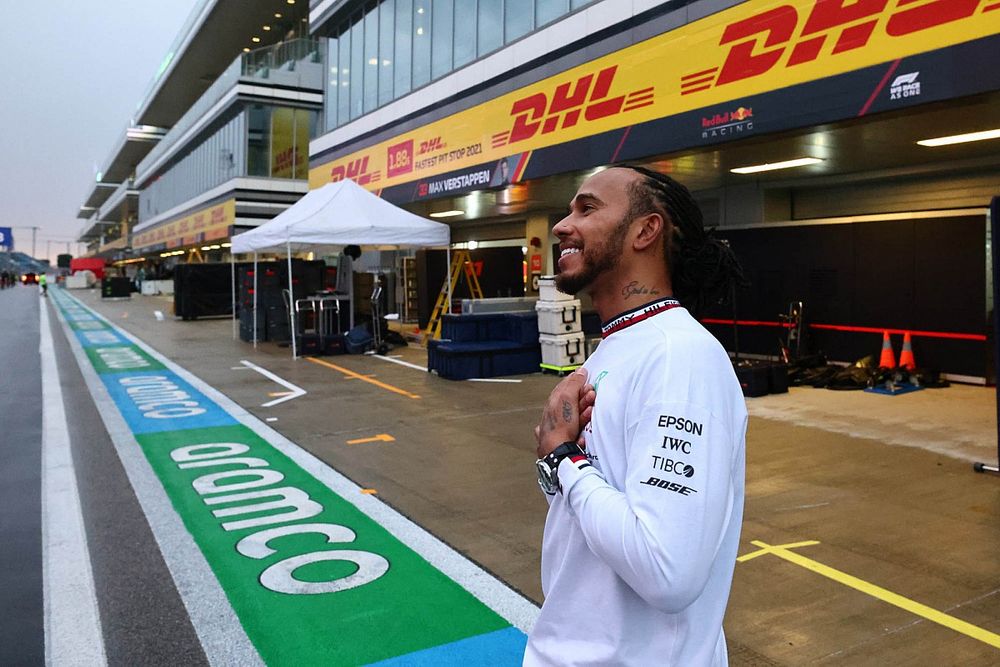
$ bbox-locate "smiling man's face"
[552,168,638,295]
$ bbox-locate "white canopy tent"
[229,178,451,358]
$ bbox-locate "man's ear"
[632,213,664,252]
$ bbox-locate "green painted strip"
[67,319,109,331]
[83,344,165,375]
[136,424,511,666]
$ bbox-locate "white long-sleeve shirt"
[525,299,747,667]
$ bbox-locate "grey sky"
[0,0,200,262]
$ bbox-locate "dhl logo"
[273,147,295,172]
[492,66,655,147]
[418,137,445,154]
[330,156,381,186]
[681,0,995,95]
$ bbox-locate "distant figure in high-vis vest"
[38,273,47,297]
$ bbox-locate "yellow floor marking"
[738,540,820,562]
[360,489,378,495]
[346,434,395,445]
[740,540,1000,649]
[306,357,421,399]
[267,391,292,397]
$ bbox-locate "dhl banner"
[310,0,1000,193]
[133,199,236,251]
[98,237,128,255]
[271,108,311,179]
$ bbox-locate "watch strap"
[544,441,585,468]
[541,441,591,494]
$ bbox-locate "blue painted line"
[98,370,237,435]
[365,627,528,666]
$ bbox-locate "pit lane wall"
[309,0,1000,202]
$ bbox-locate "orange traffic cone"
[899,331,916,370]
[878,331,896,368]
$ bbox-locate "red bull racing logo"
[701,106,755,138]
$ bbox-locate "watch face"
[536,459,558,495]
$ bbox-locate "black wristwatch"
[536,441,586,495]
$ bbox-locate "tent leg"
[349,261,354,331]
[252,253,258,348]
[230,253,236,340]
[288,241,297,359]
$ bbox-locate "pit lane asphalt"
[0,286,43,666]
[2,287,208,666]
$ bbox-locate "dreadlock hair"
[619,165,747,316]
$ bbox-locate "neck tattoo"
[621,281,661,300]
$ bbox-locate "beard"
[555,215,631,295]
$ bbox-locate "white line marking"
[266,417,278,422]
[40,300,107,666]
[50,291,264,666]
[239,360,307,407]
[468,377,523,383]
[56,291,540,633]
[369,354,427,372]
[774,502,831,512]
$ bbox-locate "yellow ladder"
[424,250,484,342]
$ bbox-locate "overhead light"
[243,47,250,52]
[429,210,464,218]
[368,58,378,65]
[730,157,823,174]
[416,27,424,35]
[251,36,261,43]
[221,243,232,248]
[286,0,295,4]
[263,25,271,31]
[917,128,1000,147]
[201,246,212,251]
[209,245,221,250]
[274,12,282,18]
[467,241,479,250]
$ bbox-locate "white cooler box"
[540,332,586,371]
[535,299,582,334]
[538,275,575,302]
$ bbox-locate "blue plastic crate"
[503,312,540,345]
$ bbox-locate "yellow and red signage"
[133,199,236,251]
[271,108,311,179]
[310,0,999,193]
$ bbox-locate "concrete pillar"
[524,212,552,295]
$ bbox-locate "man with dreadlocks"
[526,166,747,666]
